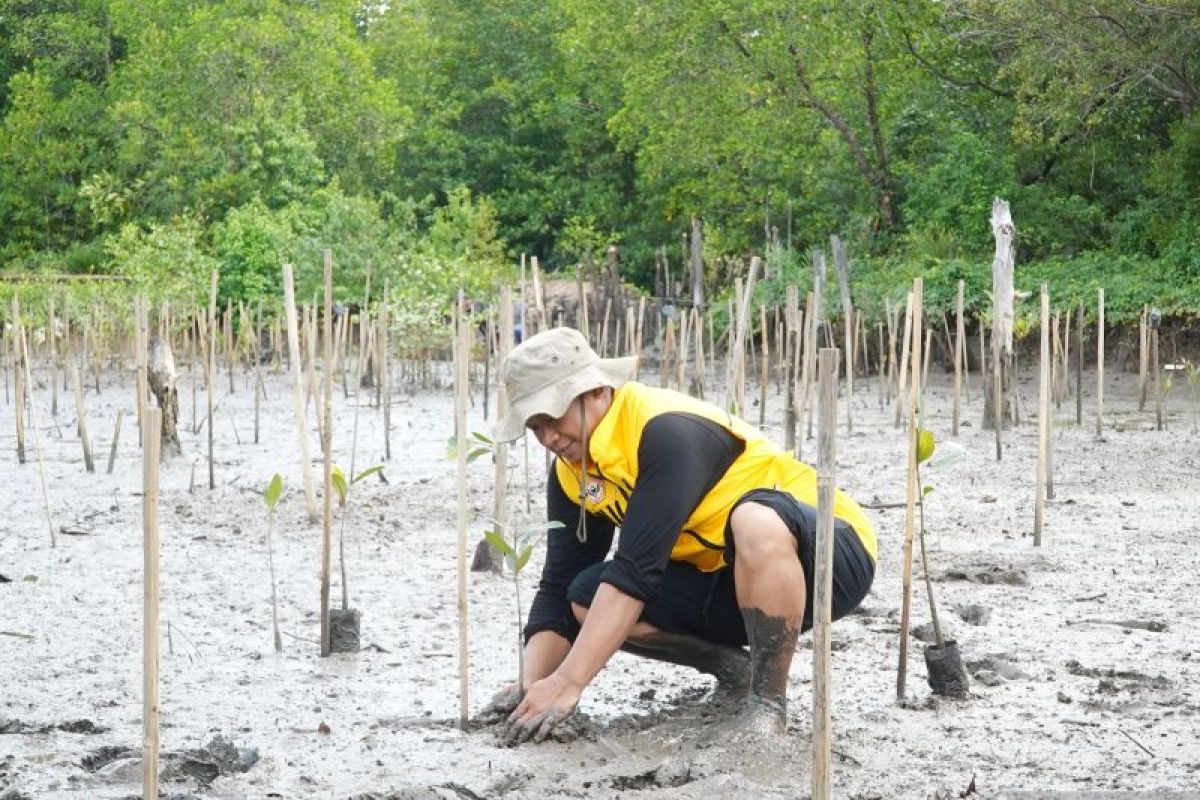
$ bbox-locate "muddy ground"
[2,348,1199,799]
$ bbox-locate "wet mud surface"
[2,362,1199,797]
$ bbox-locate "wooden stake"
[1096,289,1105,436]
[380,283,392,461]
[19,323,55,547]
[142,407,162,800]
[831,234,854,432]
[206,271,218,490]
[897,277,923,700]
[49,296,58,417]
[1153,324,1162,431]
[758,305,769,427]
[107,409,124,475]
[12,298,25,463]
[454,293,471,730]
[71,361,94,472]
[491,286,514,573]
[1035,284,1050,546]
[282,265,318,523]
[1076,300,1084,426]
[796,293,816,459]
[953,280,964,436]
[894,292,913,428]
[812,347,839,800]
[320,250,334,657]
[1138,306,1148,411]
[726,258,760,417]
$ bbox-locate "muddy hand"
[473,683,523,725]
[500,674,580,746]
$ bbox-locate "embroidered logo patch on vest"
[583,478,605,506]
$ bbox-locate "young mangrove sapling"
[914,429,969,696]
[483,519,565,697]
[263,474,284,653]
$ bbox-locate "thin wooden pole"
[796,293,815,459]
[107,409,124,474]
[12,298,25,463]
[1138,306,1148,411]
[49,297,58,417]
[1096,289,1105,437]
[894,292,913,428]
[320,250,334,657]
[380,282,392,461]
[19,324,55,547]
[812,347,839,800]
[282,265,318,523]
[71,361,94,472]
[492,286,514,573]
[1153,324,1162,431]
[1076,300,1084,426]
[142,407,162,800]
[758,305,769,426]
[953,281,964,436]
[726,257,759,417]
[206,271,218,490]
[897,277,922,700]
[1035,285,1050,546]
[454,293,471,730]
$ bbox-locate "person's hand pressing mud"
[473,683,523,726]
[500,674,580,746]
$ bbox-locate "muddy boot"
[622,631,750,706]
[730,607,800,737]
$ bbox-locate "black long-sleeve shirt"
[523,413,743,642]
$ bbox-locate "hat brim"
[493,356,637,443]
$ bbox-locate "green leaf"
[923,485,935,496]
[484,530,514,557]
[916,429,936,464]
[515,544,534,572]
[466,446,491,463]
[927,441,967,474]
[331,466,347,506]
[352,464,385,486]
[472,431,494,445]
[264,473,284,509]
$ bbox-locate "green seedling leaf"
[472,431,494,445]
[264,473,284,509]
[923,485,935,496]
[515,544,534,572]
[22,575,38,583]
[352,465,385,486]
[916,429,936,464]
[331,466,347,506]
[467,446,491,463]
[926,441,967,474]
[484,530,514,558]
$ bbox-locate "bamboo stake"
[897,277,923,700]
[206,271,218,490]
[894,292,913,428]
[1035,285,1050,546]
[135,297,147,447]
[1153,323,1162,431]
[677,305,691,392]
[812,347,839,800]
[1076,300,1084,425]
[796,293,815,459]
[1096,290,1105,436]
[107,409,123,474]
[491,286,514,573]
[1138,306,1148,411]
[1051,314,1062,409]
[953,280,964,436]
[19,324,55,547]
[320,251,334,657]
[758,305,769,427]
[253,302,263,445]
[692,306,705,399]
[380,282,391,461]
[282,265,318,523]
[454,292,471,730]
[49,297,58,417]
[12,298,25,463]
[921,328,933,391]
[726,258,760,417]
[142,407,162,800]
[71,361,94,472]
[877,322,886,410]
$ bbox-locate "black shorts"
[566,488,875,647]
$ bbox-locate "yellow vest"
[554,383,877,572]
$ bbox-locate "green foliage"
[446,431,494,464]
[263,474,284,510]
[331,464,385,507]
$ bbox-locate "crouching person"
[483,327,876,745]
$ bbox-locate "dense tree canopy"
[1,0,1196,310]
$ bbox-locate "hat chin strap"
[576,397,589,543]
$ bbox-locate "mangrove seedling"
[915,429,968,696]
[263,473,284,653]
[484,519,565,696]
[331,464,387,610]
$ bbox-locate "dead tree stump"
[147,334,182,457]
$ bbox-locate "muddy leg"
[728,501,805,736]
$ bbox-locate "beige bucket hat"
[494,327,637,443]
